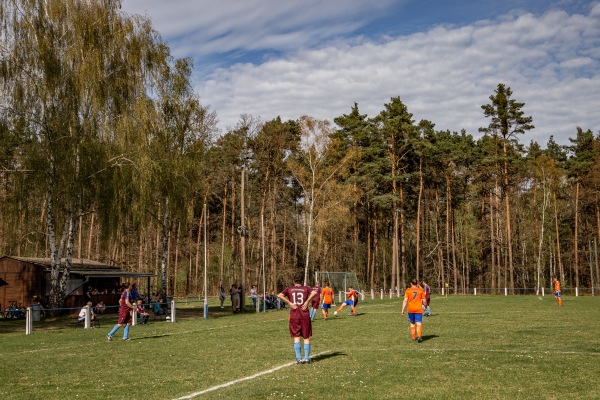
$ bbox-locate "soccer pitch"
[1,295,599,399]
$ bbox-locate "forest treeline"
[1,1,599,307]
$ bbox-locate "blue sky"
[121,0,600,146]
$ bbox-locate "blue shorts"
[407,313,423,324]
[554,291,561,298]
[322,303,331,309]
[344,300,354,306]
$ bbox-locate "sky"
[121,0,600,146]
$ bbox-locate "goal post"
[314,271,362,293]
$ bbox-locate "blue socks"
[108,324,119,337]
[294,342,302,361]
[304,343,311,361]
[108,324,131,339]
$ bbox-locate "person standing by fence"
[218,285,226,309]
[107,283,134,341]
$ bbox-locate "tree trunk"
[574,179,580,288]
[490,191,496,290]
[594,195,600,287]
[451,208,458,293]
[220,184,227,287]
[435,190,445,292]
[86,212,94,259]
[553,192,564,282]
[503,141,515,293]
[174,221,180,297]
[160,197,169,301]
[445,175,452,293]
[415,157,423,280]
[399,184,406,290]
[240,165,247,310]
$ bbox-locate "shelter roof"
[0,256,153,277]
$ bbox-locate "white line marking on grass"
[174,350,331,399]
[349,347,600,356]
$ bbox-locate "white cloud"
[198,7,600,145]
[122,0,400,58]
[121,1,600,146]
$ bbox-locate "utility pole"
[239,158,247,311]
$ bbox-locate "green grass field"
[1,294,599,400]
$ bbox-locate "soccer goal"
[314,271,362,292]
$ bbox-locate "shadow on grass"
[421,334,439,342]
[132,333,172,340]
[311,351,346,363]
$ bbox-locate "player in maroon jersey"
[310,281,321,321]
[278,273,317,363]
[107,282,134,341]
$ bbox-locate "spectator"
[219,285,226,309]
[136,299,149,324]
[85,286,93,303]
[78,301,97,328]
[131,283,139,302]
[153,298,168,316]
[250,285,258,309]
[95,301,106,315]
[230,284,240,312]
[263,293,274,309]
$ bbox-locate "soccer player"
[320,281,335,319]
[310,281,321,321]
[422,280,431,316]
[278,272,317,364]
[107,282,134,341]
[553,277,563,307]
[401,279,427,343]
[334,285,358,316]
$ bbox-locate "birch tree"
[0,0,165,308]
[288,116,354,284]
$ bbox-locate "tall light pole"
[239,149,250,312]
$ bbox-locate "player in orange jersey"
[320,281,335,319]
[401,279,427,343]
[553,277,563,307]
[334,285,358,316]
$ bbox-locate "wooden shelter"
[0,256,153,312]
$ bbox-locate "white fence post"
[474,288,477,296]
[542,287,545,296]
[132,304,138,326]
[504,288,508,296]
[371,289,374,300]
[170,300,176,322]
[442,287,445,296]
[380,289,383,300]
[85,305,91,329]
[389,289,393,299]
[26,307,32,335]
[576,287,579,297]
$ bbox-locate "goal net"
[314,271,362,293]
